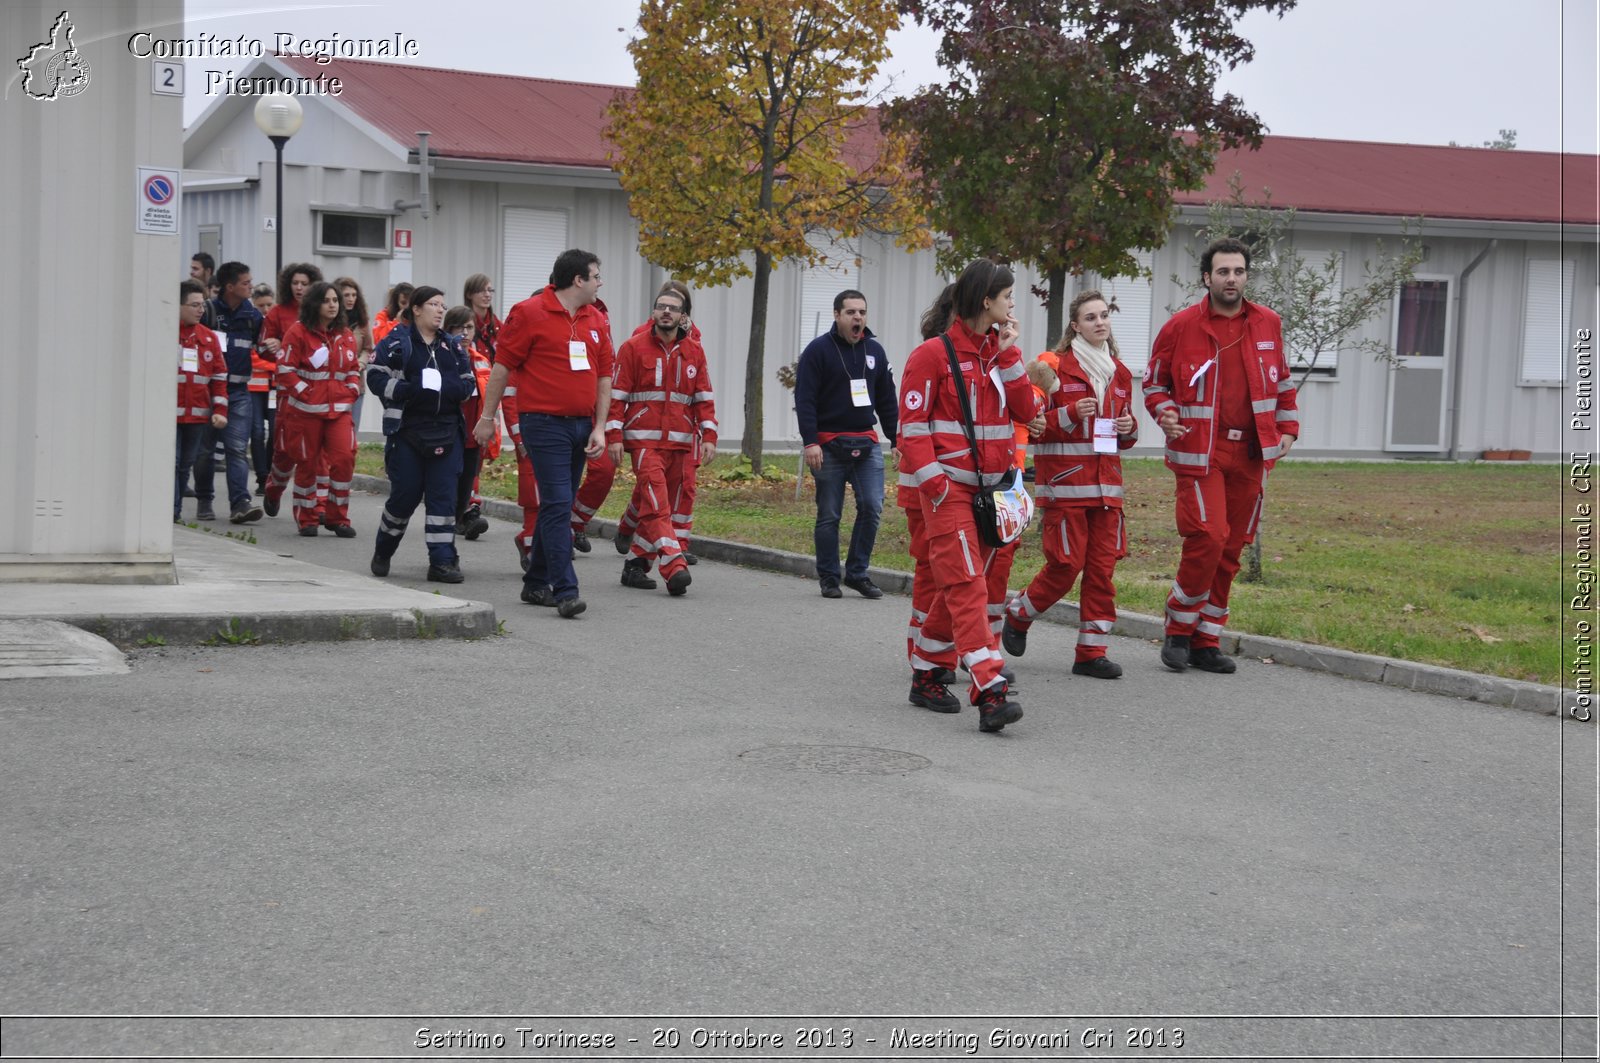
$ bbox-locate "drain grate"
[739,744,931,775]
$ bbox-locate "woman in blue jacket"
[365,286,477,584]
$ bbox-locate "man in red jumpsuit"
[1143,237,1300,674]
[604,286,717,596]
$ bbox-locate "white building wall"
[184,98,1596,459]
[1,0,184,581]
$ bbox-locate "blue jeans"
[174,423,207,518]
[194,390,253,510]
[520,413,591,601]
[812,440,885,583]
[250,392,274,490]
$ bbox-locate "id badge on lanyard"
[850,378,870,407]
[180,347,199,374]
[569,340,590,371]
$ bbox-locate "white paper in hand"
[421,367,442,391]
[310,346,329,369]
[1093,417,1118,454]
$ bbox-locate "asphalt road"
[1,491,1594,1061]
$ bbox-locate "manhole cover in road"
[738,745,931,775]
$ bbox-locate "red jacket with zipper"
[1032,347,1137,508]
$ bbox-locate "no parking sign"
[136,166,180,235]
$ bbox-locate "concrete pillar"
[1,0,183,582]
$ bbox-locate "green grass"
[356,444,1560,684]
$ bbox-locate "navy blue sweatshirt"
[794,325,898,446]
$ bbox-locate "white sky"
[178,0,1597,154]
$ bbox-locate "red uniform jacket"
[898,318,1034,507]
[1032,348,1137,508]
[177,322,228,424]
[605,322,717,453]
[1142,297,1300,476]
[279,321,360,418]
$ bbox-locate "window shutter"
[798,231,857,355]
[1101,249,1154,377]
[1521,258,1572,383]
[501,208,569,317]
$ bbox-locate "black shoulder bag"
[939,333,1009,549]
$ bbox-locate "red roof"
[1177,134,1598,226]
[281,55,624,168]
[283,57,1598,226]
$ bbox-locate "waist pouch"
[824,434,877,459]
[401,419,458,456]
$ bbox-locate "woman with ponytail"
[1000,290,1138,678]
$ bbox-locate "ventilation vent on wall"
[33,500,64,519]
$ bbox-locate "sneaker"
[666,568,691,596]
[521,584,557,607]
[427,562,464,584]
[909,670,960,713]
[1188,646,1237,674]
[463,507,489,540]
[820,578,842,599]
[620,559,657,590]
[230,504,263,524]
[518,548,530,573]
[842,575,884,599]
[572,531,592,553]
[682,551,698,566]
[255,486,266,497]
[613,532,633,555]
[328,523,356,539]
[263,494,280,517]
[1160,634,1191,672]
[370,553,390,578]
[1072,656,1124,679]
[976,684,1024,733]
[1001,620,1028,657]
[298,525,317,537]
[556,597,587,619]
[930,667,958,685]
[195,505,216,522]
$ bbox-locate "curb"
[353,474,1579,718]
[79,604,497,650]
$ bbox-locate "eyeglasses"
[652,303,683,313]
[182,301,206,309]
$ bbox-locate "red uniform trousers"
[514,448,542,563]
[917,486,1007,702]
[1166,437,1264,649]
[625,449,688,578]
[571,450,615,533]
[985,540,1019,642]
[904,500,955,672]
[618,450,695,558]
[1007,506,1126,662]
[275,409,355,528]
[263,401,327,520]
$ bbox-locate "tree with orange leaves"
[608,0,928,472]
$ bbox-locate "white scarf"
[1070,334,1116,403]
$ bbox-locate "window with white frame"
[1285,249,1344,375]
[313,210,391,256]
[1520,257,1573,384]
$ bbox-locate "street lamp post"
[252,94,304,283]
